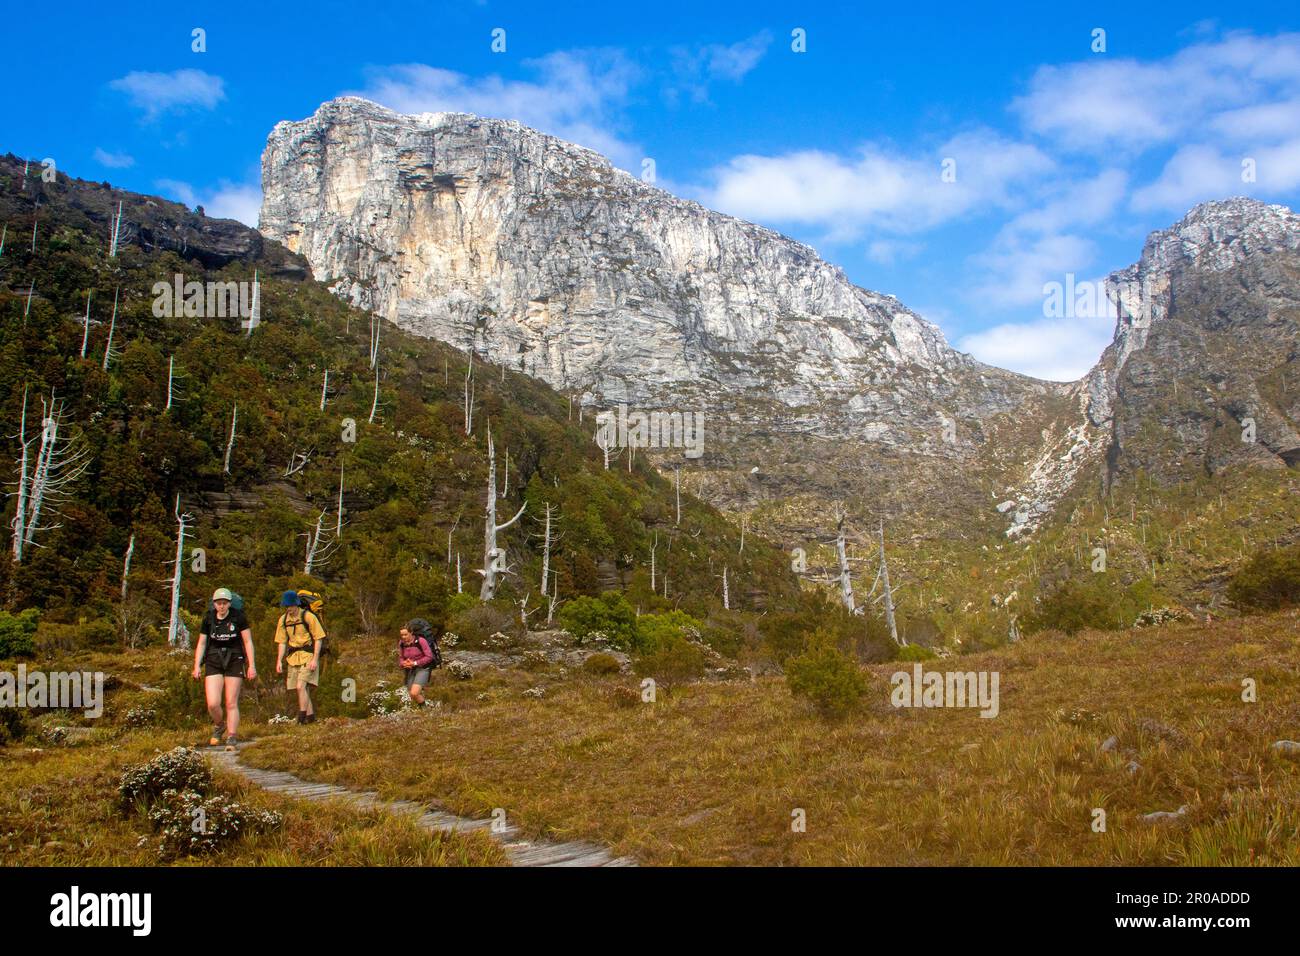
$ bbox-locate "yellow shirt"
[275,611,325,667]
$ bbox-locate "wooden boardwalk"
[206,745,636,867]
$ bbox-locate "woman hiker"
[398,619,438,706]
[274,591,326,724]
[192,587,256,749]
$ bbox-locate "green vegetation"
[1228,542,1300,610]
[784,629,870,717]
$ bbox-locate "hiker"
[274,591,326,724]
[192,587,256,748]
[398,619,438,706]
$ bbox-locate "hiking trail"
[206,743,636,867]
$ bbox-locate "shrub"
[636,610,703,654]
[784,630,869,718]
[0,708,26,745]
[0,609,39,659]
[1228,544,1300,611]
[446,593,478,616]
[559,592,638,650]
[1024,574,1166,635]
[582,652,623,675]
[448,602,515,646]
[147,788,282,859]
[633,631,707,692]
[894,643,936,662]
[118,747,213,809]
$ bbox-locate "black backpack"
[408,618,441,669]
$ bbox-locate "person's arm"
[192,632,208,678]
[241,624,256,678]
[274,617,286,673]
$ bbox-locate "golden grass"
[239,610,1300,865]
[0,729,504,866]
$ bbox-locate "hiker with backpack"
[191,587,256,748]
[398,619,440,706]
[274,590,327,725]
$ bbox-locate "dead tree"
[108,201,123,258]
[674,465,682,525]
[0,222,7,258]
[463,356,475,435]
[446,513,460,565]
[833,503,856,612]
[282,448,313,478]
[537,502,561,597]
[650,530,659,591]
[11,392,91,560]
[369,315,381,369]
[722,566,730,610]
[368,365,381,424]
[245,270,260,335]
[223,404,238,473]
[478,431,526,600]
[878,519,901,645]
[80,290,92,359]
[166,495,192,649]
[336,461,345,538]
[121,533,134,601]
[320,369,329,410]
[303,510,339,576]
[101,287,121,371]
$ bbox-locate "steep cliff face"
[1089,199,1300,480]
[260,98,1064,547]
[260,98,1043,424]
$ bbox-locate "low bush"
[118,747,212,809]
[784,630,869,718]
[1228,543,1300,611]
[559,592,638,650]
[0,609,39,659]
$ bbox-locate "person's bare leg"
[409,683,425,706]
[204,675,225,730]
[298,683,313,717]
[223,676,243,737]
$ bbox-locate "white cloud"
[958,313,1115,382]
[349,50,643,169]
[93,148,134,169]
[155,179,261,226]
[667,32,772,103]
[970,234,1099,309]
[696,129,1053,241]
[1013,32,1300,153]
[109,69,225,118]
[866,239,922,266]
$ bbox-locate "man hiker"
[275,591,326,724]
[192,587,256,749]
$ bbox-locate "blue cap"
[280,590,300,607]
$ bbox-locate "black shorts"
[204,649,247,678]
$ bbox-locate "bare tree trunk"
[834,504,855,612]
[109,201,123,258]
[480,431,526,600]
[878,518,900,645]
[165,356,175,412]
[102,287,119,371]
[121,533,134,602]
[463,357,475,435]
[80,290,92,359]
[320,369,329,410]
[541,502,553,596]
[675,466,681,526]
[368,365,380,423]
[10,386,30,562]
[650,530,658,591]
[456,553,462,593]
[223,404,237,474]
[167,495,191,649]
[246,270,260,335]
[722,566,730,610]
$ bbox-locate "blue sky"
[5,0,1300,380]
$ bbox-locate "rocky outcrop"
[260,98,1061,543]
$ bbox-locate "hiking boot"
[208,726,222,747]
[304,713,316,724]
[297,711,306,725]
[224,735,238,751]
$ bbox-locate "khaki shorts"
[286,662,319,689]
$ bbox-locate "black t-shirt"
[201,608,249,654]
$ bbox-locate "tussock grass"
[0,729,503,866]
[241,610,1300,865]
